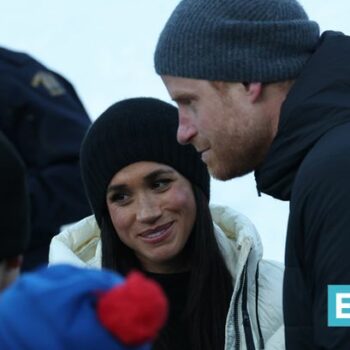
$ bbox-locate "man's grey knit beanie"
[154,0,320,82]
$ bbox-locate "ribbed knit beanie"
[80,97,210,226]
[0,131,30,259]
[0,264,168,350]
[154,0,320,82]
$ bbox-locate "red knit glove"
[97,271,168,346]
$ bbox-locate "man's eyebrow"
[171,92,197,103]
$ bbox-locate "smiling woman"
[49,97,284,350]
[106,162,196,274]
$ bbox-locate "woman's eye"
[109,192,130,205]
[152,179,172,190]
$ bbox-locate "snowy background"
[1,0,348,262]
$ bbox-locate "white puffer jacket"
[49,204,285,350]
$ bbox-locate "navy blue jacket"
[256,31,350,349]
[0,47,92,269]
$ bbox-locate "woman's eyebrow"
[107,184,128,194]
[144,169,174,182]
[107,169,174,193]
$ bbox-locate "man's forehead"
[161,75,208,95]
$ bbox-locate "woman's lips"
[139,221,174,244]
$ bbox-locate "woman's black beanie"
[80,97,210,227]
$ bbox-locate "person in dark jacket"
[0,131,30,291]
[0,47,92,270]
[154,0,350,348]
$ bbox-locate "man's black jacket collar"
[255,31,350,200]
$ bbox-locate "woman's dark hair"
[100,185,233,350]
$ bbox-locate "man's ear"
[242,82,263,103]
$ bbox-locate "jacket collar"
[210,204,262,287]
[255,31,350,200]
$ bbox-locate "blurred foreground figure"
[0,264,168,350]
[0,47,91,270]
[0,131,29,291]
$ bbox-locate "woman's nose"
[136,195,162,223]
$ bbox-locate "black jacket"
[255,31,350,349]
[0,47,92,269]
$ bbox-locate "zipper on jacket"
[255,262,265,349]
[242,265,256,350]
[233,248,263,350]
[233,266,245,350]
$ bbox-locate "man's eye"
[176,98,192,106]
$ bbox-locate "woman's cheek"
[169,186,196,210]
[110,208,130,234]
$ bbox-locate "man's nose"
[177,112,197,145]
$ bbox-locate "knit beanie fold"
[80,98,210,226]
[154,0,320,82]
